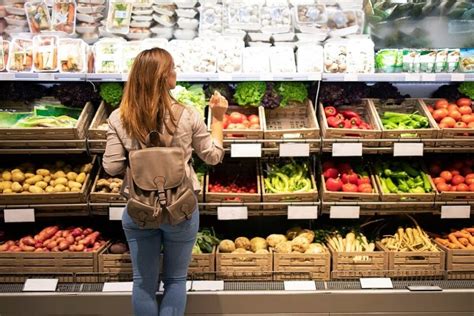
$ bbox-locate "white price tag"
[284,281,316,291]
[441,205,471,219]
[360,278,393,289]
[192,280,224,291]
[407,285,442,291]
[218,73,233,81]
[279,143,310,157]
[393,143,424,157]
[451,73,465,82]
[0,73,16,80]
[404,73,420,81]
[259,73,274,81]
[343,73,358,81]
[4,208,35,223]
[307,73,322,81]
[288,206,318,220]
[159,281,191,292]
[23,279,58,292]
[230,143,262,158]
[37,73,55,81]
[217,206,248,220]
[121,73,129,81]
[332,143,363,157]
[421,73,436,81]
[330,206,360,219]
[109,207,124,221]
[103,282,133,292]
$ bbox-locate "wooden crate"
[328,244,387,279]
[370,98,439,147]
[197,175,205,203]
[205,160,261,205]
[207,105,265,145]
[261,160,318,207]
[435,240,474,280]
[0,243,107,283]
[273,250,330,281]
[263,100,319,147]
[187,248,216,280]
[374,173,436,203]
[98,252,132,276]
[378,242,445,277]
[88,101,111,151]
[319,99,382,147]
[0,155,96,205]
[216,249,273,281]
[320,174,380,202]
[89,169,126,204]
[420,98,474,147]
[0,100,94,141]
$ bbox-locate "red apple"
[326,178,343,191]
[342,183,358,193]
[323,168,339,179]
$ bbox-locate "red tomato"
[469,122,474,128]
[466,173,474,180]
[249,123,260,129]
[229,112,243,124]
[227,123,237,129]
[440,117,456,128]
[469,184,474,192]
[357,177,371,186]
[454,122,467,128]
[440,171,453,182]
[432,109,448,121]
[248,115,259,125]
[449,110,462,121]
[323,168,339,180]
[438,122,448,129]
[450,169,460,176]
[324,106,338,117]
[241,120,250,128]
[426,105,434,113]
[433,177,446,185]
[456,183,469,191]
[436,183,450,192]
[341,172,358,184]
[461,114,472,124]
[358,183,373,193]
[342,183,358,193]
[456,98,472,107]
[435,99,449,109]
[452,175,465,185]
[459,106,472,115]
[326,178,343,191]
[466,178,474,186]
[447,104,459,112]
[450,185,457,191]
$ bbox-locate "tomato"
[440,117,456,128]
[450,185,457,191]
[248,115,259,125]
[440,171,453,182]
[342,183,358,193]
[341,172,358,184]
[466,173,474,180]
[456,183,469,192]
[322,161,336,171]
[450,169,460,176]
[436,183,450,192]
[227,123,237,129]
[241,120,250,128]
[229,112,243,124]
[324,106,338,117]
[465,175,474,185]
[326,178,343,191]
[454,122,467,128]
[249,123,260,129]
[435,99,449,109]
[456,98,472,107]
[447,104,459,112]
[470,183,474,192]
[433,177,446,185]
[323,167,339,179]
[432,109,448,121]
[358,183,373,193]
[426,105,434,113]
[452,175,465,185]
[469,122,474,128]
[438,122,448,129]
[357,177,371,186]
[461,114,472,124]
[449,110,462,121]
[459,106,473,115]
[234,123,246,129]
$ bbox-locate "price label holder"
[288,206,318,220]
[4,208,35,223]
[121,73,129,81]
[407,285,442,291]
[441,205,471,219]
[192,280,224,292]
[159,281,191,292]
[360,278,393,289]
[330,206,360,219]
[217,206,248,220]
[218,73,233,81]
[451,73,465,82]
[332,143,363,157]
[421,74,436,81]
[230,143,262,158]
[393,143,423,157]
[0,73,16,80]
[307,73,322,81]
[37,73,55,81]
[102,282,133,292]
[109,207,124,221]
[23,279,58,292]
[284,281,316,291]
[405,73,420,81]
[279,143,310,157]
[343,73,358,81]
[260,73,274,81]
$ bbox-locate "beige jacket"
[102,106,224,191]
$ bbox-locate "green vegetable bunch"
[275,82,308,107]
[459,82,474,100]
[171,84,206,118]
[233,82,266,106]
[100,83,123,108]
[193,228,220,254]
[381,111,429,130]
[375,160,433,195]
[264,160,312,193]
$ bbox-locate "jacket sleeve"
[103,118,127,176]
[191,109,224,165]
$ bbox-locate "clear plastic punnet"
[323,38,349,73]
[346,37,374,73]
[270,46,296,73]
[106,0,133,34]
[189,37,217,73]
[294,4,327,32]
[260,5,292,34]
[297,42,323,73]
[7,37,33,72]
[33,35,59,72]
[199,3,223,37]
[122,41,143,73]
[168,39,193,73]
[0,39,9,72]
[58,38,87,73]
[25,1,51,33]
[226,3,261,31]
[326,8,364,37]
[216,36,243,73]
[93,38,124,73]
[243,46,270,73]
[51,0,76,34]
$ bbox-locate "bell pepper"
[410,187,426,194]
[385,177,398,193]
[421,172,432,193]
[350,116,362,127]
[341,110,360,119]
[324,106,337,117]
[343,120,352,128]
[327,116,343,128]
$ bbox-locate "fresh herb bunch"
[100,83,123,107]
[275,82,308,107]
[193,228,220,254]
[52,83,101,108]
[261,83,281,109]
[233,82,266,106]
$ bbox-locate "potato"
[22,183,30,191]
[35,181,48,189]
[266,234,287,248]
[2,189,13,194]
[234,237,251,250]
[250,237,267,253]
[65,187,71,192]
[76,172,87,184]
[43,176,51,183]
[45,186,54,193]
[1,181,12,190]
[28,186,44,194]
[11,182,22,193]
[2,171,12,181]
[274,241,292,254]
[297,229,315,244]
[67,181,82,189]
[21,191,29,194]
[71,187,81,192]
[11,172,25,182]
[50,180,56,187]
[218,240,236,253]
[53,171,66,179]
[66,172,78,181]
[54,184,67,192]
[36,169,50,177]
[255,249,269,254]
[11,169,21,174]
[25,175,43,185]
[80,163,93,174]
[24,172,35,179]
[232,248,247,254]
[54,177,68,186]
[291,236,310,253]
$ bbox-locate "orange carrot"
[459,238,469,247]
[453,231,471,239]
[435,237,449,246]
[448,233,466,249]
[464,228,474,234]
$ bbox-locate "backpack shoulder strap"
[160,103,185,147]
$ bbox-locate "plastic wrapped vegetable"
[33,35,59,72]
[7,38,33,72]
[106,0,132,34]
[25,1,51,33]
[94,38,124,73]
[58,38,87,73]
[51,0,76,34]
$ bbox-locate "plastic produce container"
[93,38,124,73]
[106,0,133,34]
[260,5,292,34]
[51,0,76,34]
[297,43,323,73]
[7,38,33,72]
[168,40,193,73]
[226,3,261,31]
[122,41,142,73]
[58,38,87,73]
[0,40,10,72]
[25,1,51,33]
[326,8,364,37]
[33,35,59,73]
[294,4,327,33]
[270,46,296,73]
[199,3,223,37]
[243,46,270,73]
[216,36,243,73]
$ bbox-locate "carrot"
[458,238,469,247]
[67,4,74,25]
[448,233,466,249]
[464,228,474,234]
[435,237,449,246]
[453,231,471,239]
[468,235,474,246]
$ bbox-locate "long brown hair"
[120,48,176,144]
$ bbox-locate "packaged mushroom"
[168,39,193,73]
[51,0,76,34]
[227,3,260,31]
[346,37,374,73]
[260,5,291,34]
[140,38,168,50]
[326,8,363,37]
[106,0,132,34]
[294,4,328,32]
[58,38,87,73]
[95,176,123,194]
[297,42,323,73]
[323,38,348,73]
[216,36,243,73]
[243,46,270,73]
[190,37,216,73]
[199,3,223,37]
[270,46,296,73]
[25,1,51,33]
[93,38,124,73]
[7,38,33,72]
[33,35,59,72]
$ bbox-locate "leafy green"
[233,82,266,106]
[100,83,123,107]
[171,84,206,118]
[194,228,220,254]
[459,82,474,99]
[275,82,308,106]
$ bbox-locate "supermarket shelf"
[0,73,86,81]
[0,139,88,154]
[0,204,89,218]
[322,72,473,82]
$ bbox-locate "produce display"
[99,82,123,107]
[381,226,439,252]
[0,225,106,252]
[193,228,220,254]
[323,105,373,130]
[171,84,206,118]
[435,228,474,250]
[95,176,123,194]
[233,81,307,108]
[322,161,374,193]
[263,160,313,194]
[221,111,260,130]
[375,160,433,195]
[424,98,474,129]
[429,158,474,193]
[0,160,92,194]
[324,37,374,74]
[108,241,128,254]
[208,176,257,195]
[380,110,430,130]
[326,231,375,260]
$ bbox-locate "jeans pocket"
[121,207,138,230]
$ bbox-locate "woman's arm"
[103,119,127,176]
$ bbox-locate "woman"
[103,47,227,316]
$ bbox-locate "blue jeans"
[122,207,199,316]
